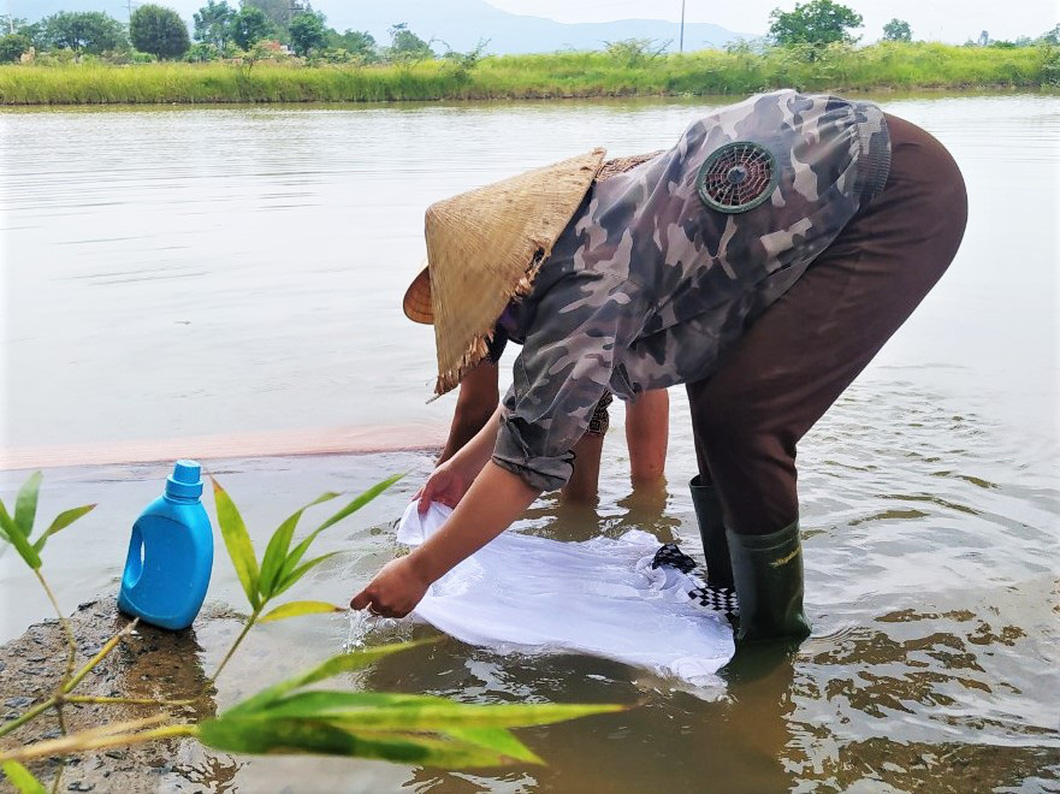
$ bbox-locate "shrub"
[604,38,669,69]
[0,33,32,63]
[185,41,223,62]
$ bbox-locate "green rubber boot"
[727,521,812,644]
[689,476,733,588]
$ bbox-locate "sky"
[488,0,1058,44]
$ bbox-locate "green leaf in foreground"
[1,639,625,771]
[13,471,42,539]
[444,726,543,765]
[206,642,624,767]
[208,475,404,685]
[211,478,261,610]
[259,601,343,623]
[240,690,625,730]
[33,504,96,553]
[277,473,403,584]
[0,501,42,569]
[273,551,342,597]
[196,718,535,767]
[198,693,622,767]
[0,760,47,794]
[315,473,404,535]
[1,472,94,565]
[224,641,434,718]
[215,474,402,614]
[257,492,341,599]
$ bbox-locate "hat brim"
[402,261,432,324]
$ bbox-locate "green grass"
[1,42,1056,105]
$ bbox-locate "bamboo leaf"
[211,478,260,610]
[258,511,300,600]
[441,727,543,765]
[197,718,522,767]
[259,601,344,623]
[0,501,42,569]
[0,760,47,793]
[279,474,403,583]
[33,504,96,553]
[13,471,42,539]
[273,551,342,597]
[0,499,11,544]
[268,691,432,708]
[279,532,325,582]
[313,474,403,536]
[258,492,341,600]
[246,691,450,719]
[243,691,625,731]
[224,641,431,718]
[197,716,365,756]
[357,729,540,767]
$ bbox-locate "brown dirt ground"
[0,598,243,792]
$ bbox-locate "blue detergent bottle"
[117,460,214,630]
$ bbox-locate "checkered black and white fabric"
[651,543,740,620]
[650,542,698,574]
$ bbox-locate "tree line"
[1,0,1057,66]
[0,1,439,64]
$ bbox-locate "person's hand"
[350,555,431,619]
[415,458,474,513]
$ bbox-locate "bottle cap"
[166,459,204,500]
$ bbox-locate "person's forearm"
[410,461,540,583]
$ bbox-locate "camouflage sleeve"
[492,270,641,491]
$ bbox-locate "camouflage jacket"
[492,90,892,491]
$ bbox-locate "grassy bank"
[1,42,1056,105]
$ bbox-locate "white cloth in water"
[396,502,736,688]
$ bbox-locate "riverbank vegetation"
[0,42,1057,105]
[1,0,1058,104]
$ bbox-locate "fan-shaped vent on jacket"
[696,141,778,214]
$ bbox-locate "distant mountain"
[6,0,756,54]
[324,0,753,54]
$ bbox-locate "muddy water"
[1,94,1058,790]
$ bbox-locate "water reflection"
[361,639,799,793]
[520,479,677,544]
[113,614,243,793]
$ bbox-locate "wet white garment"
[396,502,735,688]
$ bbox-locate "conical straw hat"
[403,150,662,328]
[418,148,607,396]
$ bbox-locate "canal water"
[1,93,1057,791]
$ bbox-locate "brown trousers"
[687,115,968,536]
